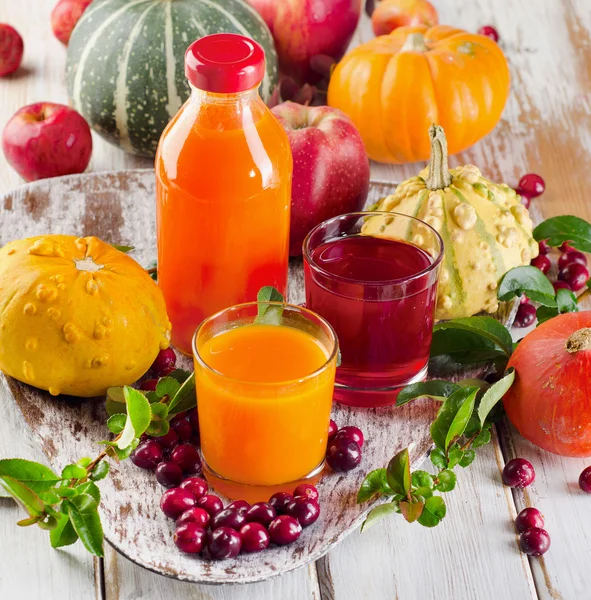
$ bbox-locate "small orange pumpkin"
[327,25,510,163]
[372,0,438,36]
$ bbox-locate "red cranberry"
[269,492,293,515]
[478,25,499,42]
[553,280,572,292]
[335,426,364,448]
[579,466,591,493]
[196,494,224,517]
[239,522,270,553]
[559,262,589,291]
[246,502,277,526]
[155,461,184,488]
[514,304,536,328]
[515,507,545,533]
[538,239,551,255]
[131,440,163,470]
[170,412,188,426]
[293,484,319,502]
[189,408,200,433]
[519,173,545,198]
[531,254,551,275]
[172,419,192,442]
[268,515,302,545]
[176,506,210,528]
[560,242,575,253]
[520,527,551,556]
[140,378,158,392]
[160,488,197,519]
[180,477,208,500]
[171,444,201,474]
[328,419,338,440]
[502,458,536,488]
[517,190,531,209]
[559,250,587,270]
[286,497,320,527]
[211,507,247,531]
[151,347,177,376]
[326,437,362,472]
[155,428,179,451]
[208,527,241,559]
[173,522,207,554]
[228,500,250,513]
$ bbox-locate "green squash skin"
[66,0,279,157]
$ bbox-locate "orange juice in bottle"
[156,34,292,353]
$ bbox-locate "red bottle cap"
[185,33,266,94]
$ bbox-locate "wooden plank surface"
[1,0,591,598]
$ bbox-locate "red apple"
[372,0,438,36]
[0,24,24,77]
[51,0,93,45]
[3,102,93,182]
[246,0,362,85]
[272,102,370,256]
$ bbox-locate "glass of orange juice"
[192,301,338,502]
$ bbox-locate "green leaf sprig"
[255,286,286,325]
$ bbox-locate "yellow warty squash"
[362,126,539,319]
[0,235,171,397]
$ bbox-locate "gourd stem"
[400,33,429,53]
[426,125,453,190]
[565,328,591,353]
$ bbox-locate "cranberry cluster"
[326,421,364,472]
[163,480,321,558]
[502,458,551,556]
[140,347,178,391]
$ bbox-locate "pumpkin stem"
[565,328,591,353]
[400,33,429,53]
[426,125,453,190]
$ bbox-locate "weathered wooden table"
[1,1,590,598]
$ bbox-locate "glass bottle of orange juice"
[156,34,292,353]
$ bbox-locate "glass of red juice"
[303,212,443,407]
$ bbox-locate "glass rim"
[192,300,339,387]
[302,211,444,287]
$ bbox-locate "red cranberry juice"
[304,235,438,393]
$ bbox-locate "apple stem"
[400,33,429,54]
[425,125,452,190]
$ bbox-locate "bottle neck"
[188,83,261,106]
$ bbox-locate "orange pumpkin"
[327,25,510,163]
[372,0,438,36]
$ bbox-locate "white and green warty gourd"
[66,0,278,157]
[363,125,539,320]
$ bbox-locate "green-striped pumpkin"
[362,126,539,320]
[66,0,279,157]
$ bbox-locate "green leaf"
[112,439,139,461]
[117,387,152,449]
[434,469,456,492]
[50,513,79,548]
[37,515,58,531]
[112,244,134,253]
[430,448,447,469]
[106,387,127,417]
[357,468,393,503]
[415,486,433,499]
[17,515,42,527]
[396,381,461,406]
[255,286,285,325]
[167,368,191,384]
[538,289,579,324]
[400,500,424,523]
[107,414,127,435]
[64,494,104,557]
[146,419,170,437]
[89,461,109,482]
[447,447,464,469]
[411,470,434,489]
[167,372,196,416]
[444,389,477,450]
[361,502,400,532]
[76,481,100,504]
[0,459,61,494]
[155,377,180,399]
[472,428,492,449]
[61,464,88,480]
[477,369,515,427]
[417,496,446,527]
[386,448,411,497]
[533,215,591,253]
[459,450,476,468]
[0,476,45,517]
[57,487,77,499]
[498,266,557,307]
[433,317,514,357]
[430,387,479,451]
[76,458,92,468]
